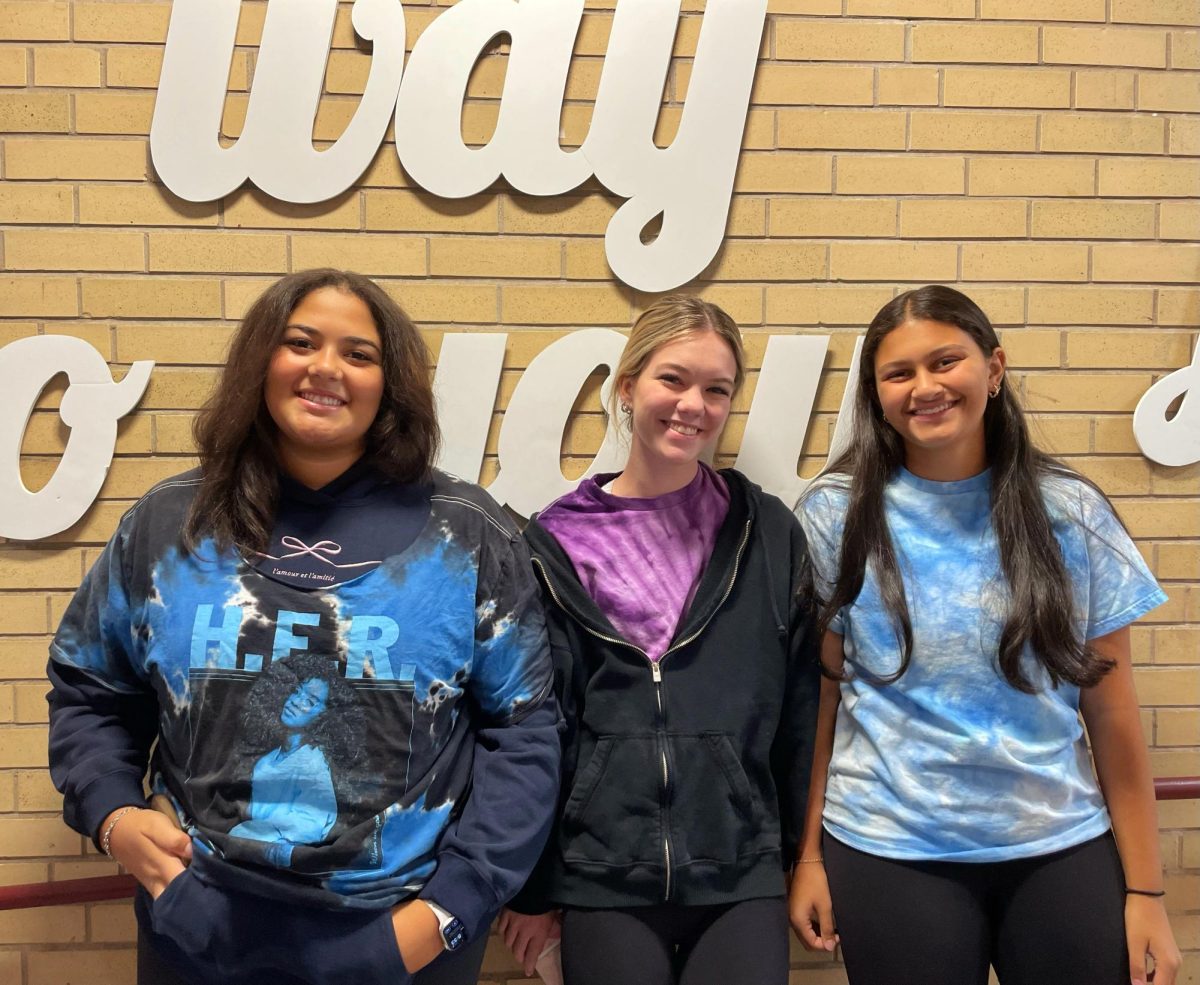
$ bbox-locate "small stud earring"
[620,402,632,415]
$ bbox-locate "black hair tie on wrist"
[1125,888,1166,897]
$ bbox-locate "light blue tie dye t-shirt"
[797,467,1166,862]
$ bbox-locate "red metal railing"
[2,777,1197,912]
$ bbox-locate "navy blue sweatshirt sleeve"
[770,511,822,865]
[47,528,156,846]
[419,521,562,941]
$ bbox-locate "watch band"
[426,901,466,952]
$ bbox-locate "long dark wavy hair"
[816,285,1116,693]
[184,269,440,554]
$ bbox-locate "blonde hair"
[609,294,746,427]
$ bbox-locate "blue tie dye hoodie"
[47,466,559,981]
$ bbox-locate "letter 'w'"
[151,0,405,203]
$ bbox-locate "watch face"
[442,917,466,952]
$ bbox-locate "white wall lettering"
[150,0,767,293]
[1133,341,1200,468]
[0,337,153,541]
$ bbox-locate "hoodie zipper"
[530,517,752,903]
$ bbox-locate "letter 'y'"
[151,0,405,203]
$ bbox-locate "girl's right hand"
[104,807,193,899]
[789,861,839,952]
[498,907,562,977]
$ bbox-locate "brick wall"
[1,1,1197,982]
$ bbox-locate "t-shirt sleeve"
[1071,483,1168,639]
[795,483,847,635]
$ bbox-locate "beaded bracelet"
[1125,888,1166,898]
[100,805,143,858]
[796,857,824,864]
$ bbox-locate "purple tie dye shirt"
[536,464,730,660]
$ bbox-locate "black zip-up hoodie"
[513,469,821,910]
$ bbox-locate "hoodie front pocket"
[561,734,664,866]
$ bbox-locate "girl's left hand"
[1125,895,1181,985]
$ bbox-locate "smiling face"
[264,287,385,483]
[619,328,737,488]
[873,317,1006,480]
[280,677,330,730]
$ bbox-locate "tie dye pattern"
[797,467,1166,862]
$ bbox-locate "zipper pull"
[651,661,662,683]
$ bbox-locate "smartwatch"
[426,901,466,952]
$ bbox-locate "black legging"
[560,897,788,985]
[823,830,1128,985]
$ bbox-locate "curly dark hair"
[238,652,364,771]
[184,269,440,554]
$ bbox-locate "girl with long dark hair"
[499,295,821,985]
[792,285,1180,985]
[48,269,560,985]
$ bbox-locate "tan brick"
[1168,116,1200,155]
[771,198,896,238]
[73,89,155,135]
[900,199,1026,239]
[500,286,629,326]
[1099,159,1195,197]
[1071,456,1153,495]
[1028,288,1155,326]
[147,232,287,274]
[0,2,69,41]
[1157,708,1200,745]
[73,2,171,42]
[15,768,61,811]
[962,243,1088,282]
[429,237,559,279]
[114,325,233,365]
[0,182,72,223]
[0,276,77,317]
[14,681,47,723]
[380,282,497,325]
[1155,626,1200,665]
[1114,499,1200,538]
[0,45,25,86]
[1160,202,1200,241]
[735,153,833,194]
[1093,245,1200,284]
[1157,543,1200,579]
[135,367,219,411]
[1068,331,1195,368]
[766,286,894,327]
[89,902,138,944]
[5,229,144,273]
[700,241,825,282]
[846,0,974,14]
[220,187,360,230]
[0,906,86,945]
[910,112,1038,152]
[1041,113,1165,154]
[1171,30,1200,68]
[0,725,48,768]
[878,67,940,106]
[1031,201,1157,239]
[0,594,47,635]
[779,110,906,150]
[912,23,1039,63]
[766,0,842,12]
[1111,1,1200,27]
[499,194,613,236]
[837,155,965,195]
[78,183,218,227]
[0,91,69,132]
[289,232,423,277]
[981,0,1104,20]
[1134,667,1200,705]
[945,69,1072,108]
[776,21,905,61]
[4,137,148,179]
[997,329,1061,368]
[1138,71,1200,112]
[33,46,101,86]
[1023,373,1152,411]
[0,548,83,591]
[750,64,874,106]
[1044,26,1168,68]
[81,277,221,318]
[152,413,195,454]
[1074,70,1137,109]
[969,157,1095,196]
[830,242,958,282]
[364,191,498,233]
